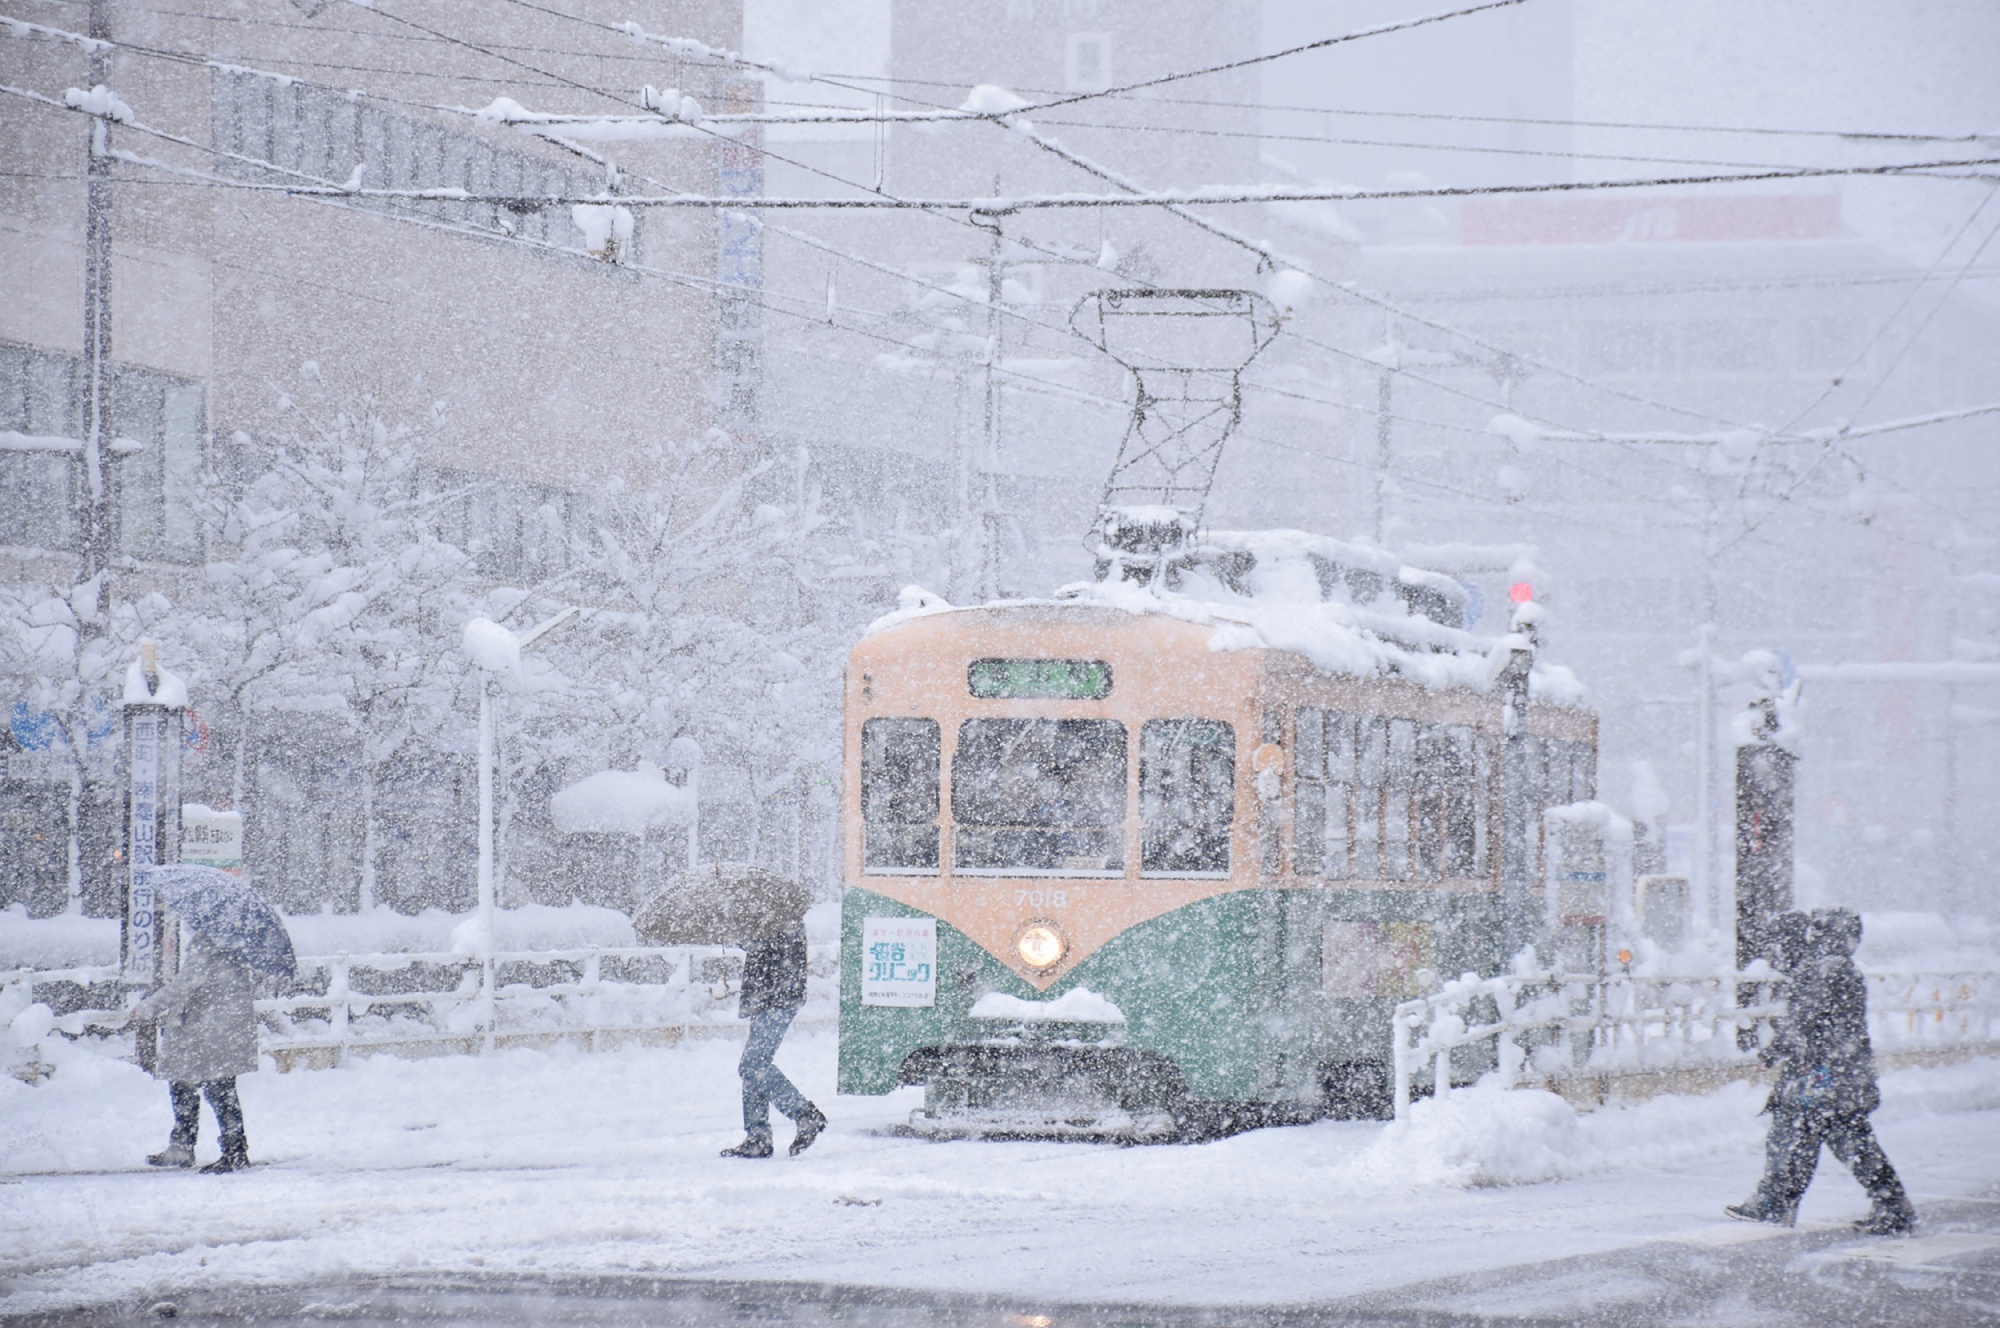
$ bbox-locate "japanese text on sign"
[861,916,936,1007]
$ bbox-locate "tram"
[836,529,1597,1138]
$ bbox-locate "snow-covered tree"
[0,576,180,914]
[186,384,478,909]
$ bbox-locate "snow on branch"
[0,431,144,455]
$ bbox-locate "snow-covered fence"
[1868,972,1999,1051]
[2,941,837,1072]
[1389,969,1783,1121]
[1390,967,2000,1120]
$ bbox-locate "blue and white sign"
[10,702,59,751]
[861,916,936,1008]
[124,710,162,983]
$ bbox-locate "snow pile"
[570,203,635,256]
[1266,268,1314,315]
[1343,1087,1587,1188]
[120,658,189,708]
[1857,910,2000,975]
[961,84,1031,115]
[284,903,636,956]
[863,584,954,635]
[638,85,704,121]
[460,616,520,672]
[549,763,694,836]
[472,96,534,123]
[0,907,120,969]
[62,84,133,122]
[969,987,1125,1023]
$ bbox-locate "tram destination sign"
[968,657,1113,700]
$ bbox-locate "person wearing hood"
[1728,908,1916,1234]
[133,930,260,1172]
[720,922,826,1158]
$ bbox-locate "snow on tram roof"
[863,529,1587,706]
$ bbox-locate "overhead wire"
[10,11,1989,547]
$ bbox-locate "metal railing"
[1391,967,2000,1120]
[2,941,837,1070]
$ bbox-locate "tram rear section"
[836,534,1597,1140]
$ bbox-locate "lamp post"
[462,607,578,1053]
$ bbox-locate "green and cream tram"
[837,533,1596,1137]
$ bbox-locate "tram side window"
[1382,718,1417,881]
[1141,718,1235,875]
[1467,730,1494,878]
[1412,724,1481,880]
[1352,717,1386,879]
[861,718,940,872]
[1569,740,1597,803]
[1323,711,1356,877]
[953,719,1126,873]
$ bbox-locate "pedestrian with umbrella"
[133,865,297,1173]
[636,864,826,1158]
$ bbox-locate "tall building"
[0,0,761,916]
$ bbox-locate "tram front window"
[952,719,1126,874]
[862,718,940,871]
[1141,718,1235,875]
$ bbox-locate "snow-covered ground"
[5,1033,1998,1318]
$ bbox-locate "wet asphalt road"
[10,1197,1999,1328]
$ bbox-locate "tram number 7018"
[1016,887,1068,909]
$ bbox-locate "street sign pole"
[121,642,185,989]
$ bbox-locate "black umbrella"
[140,865,298,979]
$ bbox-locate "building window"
[0,342,201,562]
[1066,33,1113,91]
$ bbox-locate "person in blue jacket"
[1728,908,1916,1234]
[721,922,825,1158]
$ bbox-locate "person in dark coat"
[1728,908,1916,1234]
[721,922,825,1158]
[133,932,260,1172]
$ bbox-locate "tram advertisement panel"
[862,916,937,1007]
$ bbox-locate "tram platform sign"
[862,916,937,1007]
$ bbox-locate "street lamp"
[461,606,578,1052]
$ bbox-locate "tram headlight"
[1016,922,1067,971]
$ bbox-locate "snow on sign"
[862,916,936,1007]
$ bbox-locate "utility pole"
[971,207,1006,601]
[69,0,117,918]
[80,0,114,597]
[1373,315,1393,544]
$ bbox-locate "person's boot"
[720,1135,774,1159]
[789,1105,827,1157]
[201,1143,250,1174]
[147,1144,195,1169]
[1724,1198,1796,1227]
[1854,1195,1917,1235]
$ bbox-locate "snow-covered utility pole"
[1692,622,1717,939]
[1373,318,1394,544]
[1497,599,1539,959]
[977,213,1005,601]
[1732,653,1799,1045]
[78,0,114,593]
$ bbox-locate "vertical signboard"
[861,916,937,1007]
[123,709,161,984]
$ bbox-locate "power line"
[92,153,1989,210]
[995,0,1535,118]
